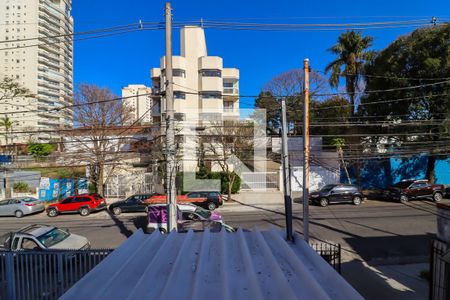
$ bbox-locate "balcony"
[38,56,60,69]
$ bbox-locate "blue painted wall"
[342,155,450,188]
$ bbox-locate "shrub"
[13,182,30,193]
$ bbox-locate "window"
[224,101,233,112]
[200,91,221,99]
[173,69,186,77]
[174,91,186,99]
[200,69,221,77]
[22,238,40,250]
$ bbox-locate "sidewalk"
[219,190,285,212]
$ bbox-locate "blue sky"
[72,0,450,108]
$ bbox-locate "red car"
[46,194,107,217]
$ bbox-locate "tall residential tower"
[0,0,74,144]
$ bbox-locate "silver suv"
[0,224,90,251]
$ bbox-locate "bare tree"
[64,84,133,195]
[201,120,254,200]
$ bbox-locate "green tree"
[361,23,450,182]
[0,116,14,145]
[13,182,30,193]
[325,31,375,116]
[27,142,55,159]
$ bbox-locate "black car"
[185,191,223,210]
[309,184,364,207]
[109,193,154,215]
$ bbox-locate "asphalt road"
[0,198,447,264]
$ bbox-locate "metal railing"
[430,239,450,300]
[310,241,341,274]
[0,249,113,300]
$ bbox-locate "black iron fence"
[310,241,341,273]
[0,249,113,300]
[430,239,450,300]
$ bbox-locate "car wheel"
[207,202,217,211]
[400,195,409,203]
[433,192,443,202]
[159,228,167,234]
[353,196,362,205]
[112,207,122,215]
[15,210,24,218]
[319,198,328,207]
[79,207,90,216]
[47,208,58,217]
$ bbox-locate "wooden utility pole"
[303,58,310,242]
[165,2,177,232]
[281,98,293,241]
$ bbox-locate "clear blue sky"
[72,0,450,108]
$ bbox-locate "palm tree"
[325,31,374,116]
[0,116,14,145]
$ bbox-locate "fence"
[0,249,113,300]
[430,239,450,300]
[310,241,341,274]
[240,172,279,190]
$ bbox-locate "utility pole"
[281,98,293,241]
[164,2,177,232]
[303,58,310,242]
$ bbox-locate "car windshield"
[37,228,70,248]
[393,181,413,188]
[320,185,336,192]
[195,207,211,219]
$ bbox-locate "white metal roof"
[61,228,363,300]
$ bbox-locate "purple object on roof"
[147,205,168,224]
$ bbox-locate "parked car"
[145,204,233,234]
[0,224,90,251]
[46,194,107,217]
[185,191,223,210]
[142,192,223,210]
[384,179,445,202]
[0,197,45,218]
[109,193,154,215]
[310,184,365,207]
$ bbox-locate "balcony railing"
[223,87,239,95]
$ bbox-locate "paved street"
[0,194,446,299]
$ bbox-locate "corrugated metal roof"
[61,228,363,300]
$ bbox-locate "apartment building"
[150,26,240,122]
[150,26,240,172]
[121,84,153,124]
[0,0,73,144]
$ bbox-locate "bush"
[27,142,54,158]
[13,182,30,193]
[177,171,241,194]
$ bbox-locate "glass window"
[0,200,10,206]
[61,197,73,204]
[173,69,186,77]
[200,69,221,77]
[174,91,186,99]
[22,238,40,250]
[37,228,70,248]
[200,91,221,99]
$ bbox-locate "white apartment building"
[0,0,73,144]
[150,26,240,172]
[150,26,240,122]
[121,84,153,124]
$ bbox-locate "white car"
[0,224,90,251]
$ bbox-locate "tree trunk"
[227,174,235,201]
[426,155,436,183]
[97,164,104,196]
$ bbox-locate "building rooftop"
[61,228,362,300]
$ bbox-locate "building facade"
[150,26,240,123]
[0,0,74,144]
[121,84,153,124]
